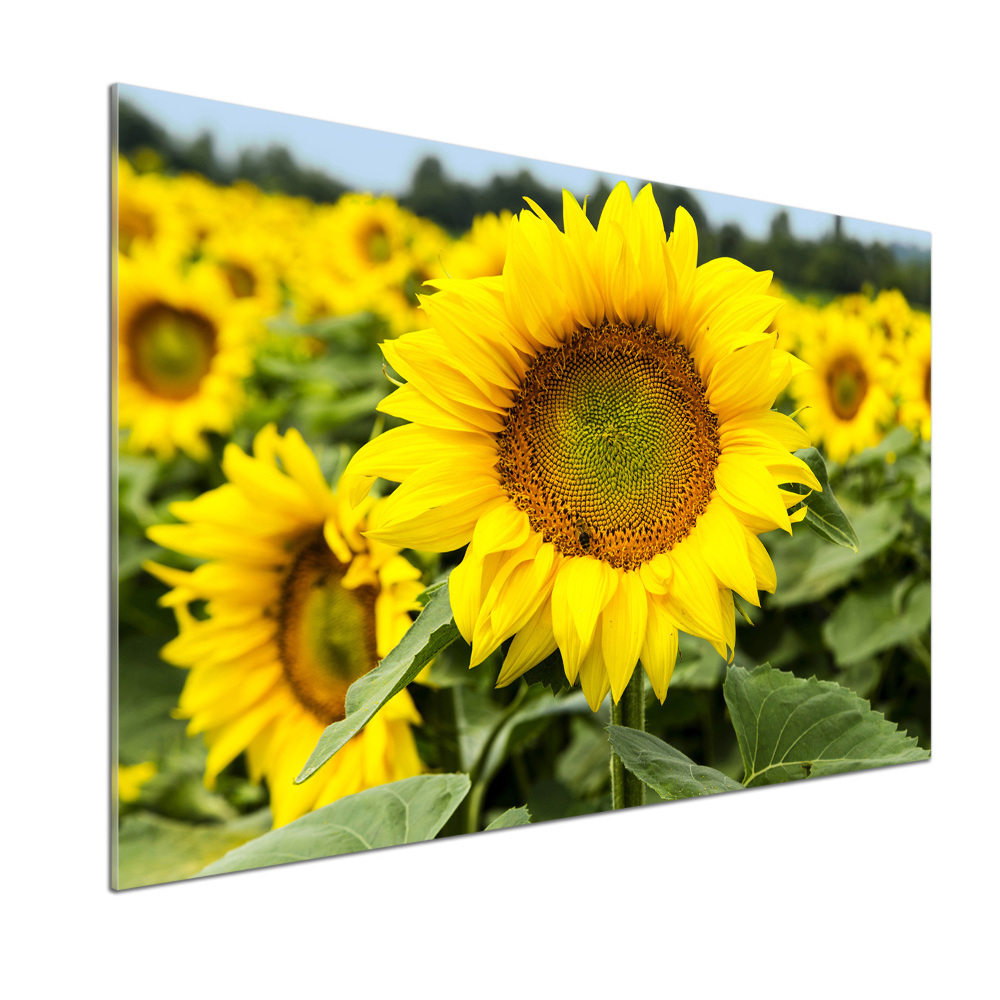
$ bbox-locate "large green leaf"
[296,583,460,783]
[789,447,859,552]
[822,580,931,666]
[115,809,272,890]
[198,774,471,877]
[724,664,929,787]
[485,806,532,831]
[606,724,742,799]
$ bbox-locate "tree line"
[118,99,930,306]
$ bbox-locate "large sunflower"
[346,182,818,711]
[117,248,256,461]
[146,425,425,827]
[790,307,896,464]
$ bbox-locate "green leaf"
[724,664,929,787]
[822,580,931,666]
[197,774,470,877]
[556,717,613,798]
[485,805,532,830]
[115,809,272,890]
[520,647,574,696]
[767,499,905,607]
[477,690,591,790]
[296,584,460,783]
[606,724,742,799]
[416,579,448,607]
[789,447,859,552]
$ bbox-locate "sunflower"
[790,307,896,463]
[117,761,157,803]
[201,223,286,317]
[310,193,424,286]
[116,247,257,461]
[345,182,818,711]
[444,211,514,279]
[145,425,425,827]
[116,158,193,257]
[896,312,931,440]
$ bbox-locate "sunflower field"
[114,143,931,890]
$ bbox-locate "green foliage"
[790,447,860,552]
[724,664,929,787]
[823,580,930,666]
[766,498,905,607]
[485,806,532,831]
[116,810,272,890]
[296,583,461,783]
[197,774,470,877]
[520,648,574,695]
[606,725,742,799]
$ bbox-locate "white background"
[3,2,996,997]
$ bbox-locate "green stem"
[610,669,646,809]
[464,684,528,834]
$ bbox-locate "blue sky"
[119,84,931,249]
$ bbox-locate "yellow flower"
[146,426,425,827]
[116,247,256,461]
[791,306,896,463]
[116,158,193,257]
[896,312,931,440]
[310,193,426,286]
[117,761,157,803]
[346,182,818,711]
[201,223,286,318]
[444,211,514,279]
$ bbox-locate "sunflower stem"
[610,669,646,809]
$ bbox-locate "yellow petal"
[497,598,558,687]
[600,570,648,702]
[714,453,793,534]
[640,594,679,703]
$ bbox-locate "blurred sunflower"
[313,193,419,285]
[145,426,425,827]
[791,309,896,463]
[896,313,931,440]
[444,211,514,279]
[116,158,192,257]
[117,761,157,803]
[201,224,286,317]
[346,182,818,711]
[117,248,256,461]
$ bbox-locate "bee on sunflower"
[344,182,819,711]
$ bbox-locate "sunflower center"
[826,354,868,420]
[118,206,154,253]
[127,302,217,400]
[497,322,720,570]
[363,223,392,264]
[277,532,379,725]
[221,261,257,298]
